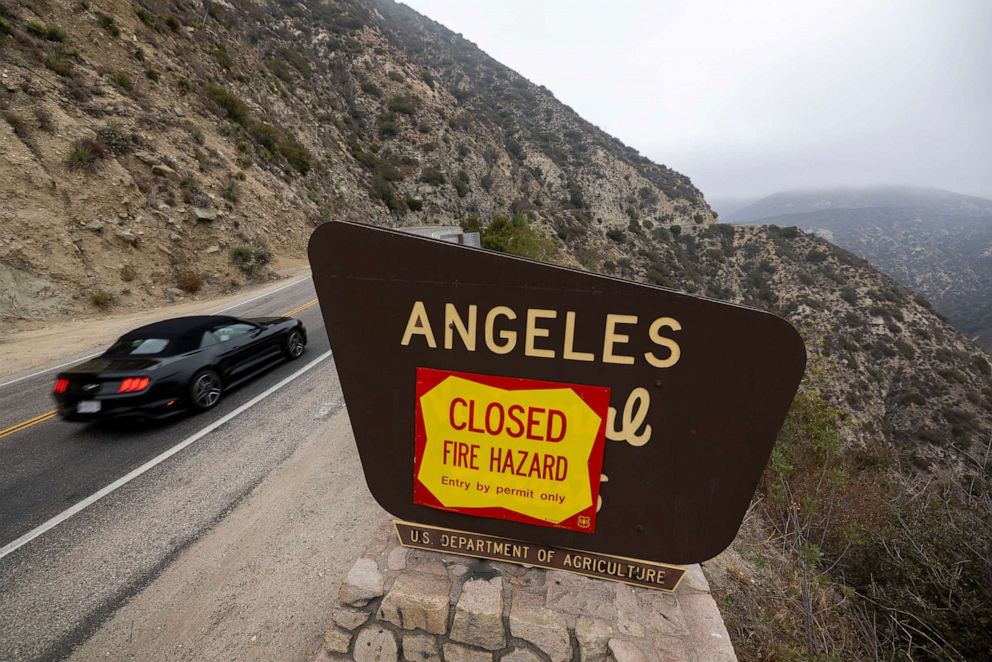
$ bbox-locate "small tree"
[481,214,556,262]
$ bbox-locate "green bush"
[460,215,482,233]
[379,163,403,181]
[405,197,423,212]
[204,84,248,124]
[564,181,586,209]
[96,12,120,37]
[481,214,556,262]
[377,111,399,137]
[27,22,65,42]
[606,228,625,243]
[135,7,156,27]
[96,124,133,155]
[373,178,404,211]
[212,46,233,70]
[109,72,132,92]
[387,94,418,115]
[222,178,239,202]
[387,71,404,82]
[247,121,279,149]
[230,244,270,276]
[277,137,310,174]
[419,167,445,186]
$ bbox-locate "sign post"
[309,221,805,589]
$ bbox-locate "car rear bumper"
[55,396,185,421]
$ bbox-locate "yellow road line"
[281,298,318,317]
[0,299,320,441]
[0,410,57,438]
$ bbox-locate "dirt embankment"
[0,262,309,379]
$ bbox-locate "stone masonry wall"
[314,524,736,662]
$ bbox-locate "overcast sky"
[402,0,992,203]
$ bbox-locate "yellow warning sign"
[413,369,609,532]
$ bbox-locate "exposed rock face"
[0,0,711,320]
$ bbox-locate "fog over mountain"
[731,187,992,350]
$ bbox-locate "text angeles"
[400,300,682,447]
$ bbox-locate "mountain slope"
[729,188,992,350]
[0,0,711,322]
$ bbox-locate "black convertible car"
[52,315,307,421]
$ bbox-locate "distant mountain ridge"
[727,185,992,223]
[730,187,992,350]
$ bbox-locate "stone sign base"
[315,523,737,662]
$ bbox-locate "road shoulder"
[69,409,388,662]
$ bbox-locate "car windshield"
[106,337,171,356]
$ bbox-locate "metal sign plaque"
[394,521,686,592]
[309,221,806,565]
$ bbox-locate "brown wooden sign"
[309,221,806,565]
[394,521,686,591]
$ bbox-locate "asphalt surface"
[0,276,351,661]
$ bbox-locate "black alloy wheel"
[285,329,305,360]
[190,369,223,410]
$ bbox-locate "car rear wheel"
[189,369,223,411]
[285,329,305,360]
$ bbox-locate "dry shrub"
[175,270,203,293]
[89,290,113,308]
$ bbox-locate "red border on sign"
[412,367,610,533]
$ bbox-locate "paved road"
[0,276,355,660]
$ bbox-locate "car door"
[211,322,263,381]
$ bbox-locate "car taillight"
[54,378,69,394]
[118,377,150,393]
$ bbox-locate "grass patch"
[66,137,107,171]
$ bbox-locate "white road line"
[0,275,312,389]
[0,349,333,561]
[0,352,104,389]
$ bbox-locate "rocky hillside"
[729,188,992,351]
[0,0,710,321]
[2,1,991,659]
